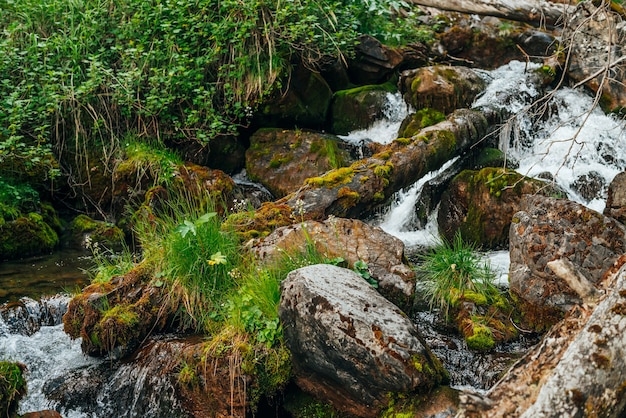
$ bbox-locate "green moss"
[373,162,393,178]
[269,154,291,168]
[399,108,446,137]
[69,214,125,247]
[337,187,361,209]
[466,323,495,351]
[373,192,385,201]
[333,82,397,98]
[394,137,413,145]
[0,212,59,259]
[463,290,488,306]
[410,76,421,93]
[0,361,26,418]
[101,304,140,327]
[306,166,354,187]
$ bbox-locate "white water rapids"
[1,60,625,415]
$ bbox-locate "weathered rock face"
[438,168,558,249]
[0,295,68,336]
[399,66,486,115]
[563,2,626,113]
[605,171,626,225]
[45,337,194,418]
[438,23,556,70]
[459,255,626,418]
[509,195,626,329]
[348,35,404,85]
[279,264,447,418]
[256,64,333,130]
[254,217,415,309]
[330,83,397,135]
[245,128,354,198]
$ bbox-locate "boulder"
[438,167,559,249]
[67,214,125,251]
[348,35,404,85]
[509,195,626,329]
[563,2,626,113]
[245,128,355,198]
[604,171,626,225]
[459,255,626,418]
[255,64,333,130]
[254,217,416,309]
[330,83,397,135]
[279,264,447,417]
[0,212,59,260]
[399,66,486,115]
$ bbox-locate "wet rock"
[245,129,355,198]
[254,217,415,310]
[0,295,68,336]
[398,108,446,138]
[438,167,558,249]
[569,170,605,202]
[45,336,192,418]
[399,66,486,115]
[563,2,626,113]
[509,195,626,330]
[255,64,333,130]
[330,83,397,135]
[348,35,404,85]
[439,22,556,70]
[279,264,447,418]
[604,171,626,225]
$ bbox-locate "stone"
[604,171,626,225]
[255,64,333,130]
[569,170,605,202]
[509,195,626,329]
[245,128,355,198]
[563,2,626,113]
[459,255,626,417]
[348,35,404,85]
[254,217,416,310]
[330,83,397,135]
[438,167,559,249]
[279,264,447,417]
[399,66,486,115]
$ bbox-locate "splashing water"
[475,61,626,212]
[339,91,409,146]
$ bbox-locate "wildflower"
[208,251,227,266]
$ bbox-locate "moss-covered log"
[277,108,490,220]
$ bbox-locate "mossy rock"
[398,108,446,138]
[0,212,59,260]
[68,214,125,250]
[0,361,27,418]
[438,167,560,249]
[330,82,397,135]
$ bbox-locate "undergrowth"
[415,232,500,319]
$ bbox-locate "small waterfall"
[474,60,626,212]
[0,296,100,417]
[339,91,410,146]
[377,158,458,248]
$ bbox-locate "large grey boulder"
[509,195,626,330]
[279,264,447,417]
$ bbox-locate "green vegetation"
[415,232,500,319]
[0,0,437,199]
[0,361,26,418]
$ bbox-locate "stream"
[1,60,625,416]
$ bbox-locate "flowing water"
[1,60,625,414]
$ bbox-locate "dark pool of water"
[0,249,93,303]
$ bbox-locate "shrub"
[415,232,500,319]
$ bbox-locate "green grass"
[0,361,26,418]
[415,232,500,319]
